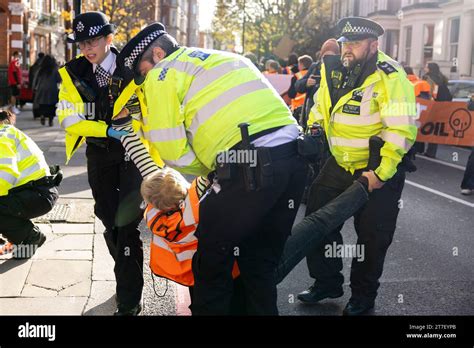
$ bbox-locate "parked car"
[448,80,474,102]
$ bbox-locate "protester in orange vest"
[288,55,313,113]
[282,53,299,75]
[263,59,281,75]
[404,66,431,99]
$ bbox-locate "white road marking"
[417,155,466,171]
[405,180,474,208]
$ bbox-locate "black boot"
[13,226,46,259]
[40,116,46,126]
[114,303,142,316]
[342,298,375,316]
[297,284,343,304]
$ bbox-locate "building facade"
[160,0,200,46]
[331,0,474,79]
[0,0,67,68]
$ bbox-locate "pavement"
[1,105,473,316]
[0,106,181,316]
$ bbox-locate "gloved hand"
[107,126,129,140]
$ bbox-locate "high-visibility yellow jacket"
[143,47,297,176]
[0,124,50,196]
[309,51,418,181]
[57,54,162,166]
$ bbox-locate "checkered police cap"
[67,12,115,43]
[337,17,384,42]
[118,23,167,73]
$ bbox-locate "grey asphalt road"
[278,145,474,315]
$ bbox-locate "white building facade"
[332,0,474,79]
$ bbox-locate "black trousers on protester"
[0,183,58,244]
[86,140,144,308]
[191,142,307,315]
[305,156,405,306]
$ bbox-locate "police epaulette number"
[377,61,397,75]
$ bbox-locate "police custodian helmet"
[337,17,384,42]
[67,11,116,43]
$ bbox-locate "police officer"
[57,12,150,315]
[297,17,418,315]
[0,109,60,258]
[117,23,307,315]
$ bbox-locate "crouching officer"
[298,17,418,315]
[57,12,153,315]
[117,23,307,315]
[0,110,61,258]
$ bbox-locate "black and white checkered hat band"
[89,25,105,36]
[342,26,378,37]
[124,30,165,69]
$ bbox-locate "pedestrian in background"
[263,59,282,74]
[422,62,452,158]
[296,38,340,129]
[461,95,474,195]
[34,55,61,127]
[29,52,45,120]
[7,51,22,115]
[283,53,299,75]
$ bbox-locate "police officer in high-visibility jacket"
[0,109,60,258]
[117,23,307,315]
[57,12,154,316]
[298,17,418,315]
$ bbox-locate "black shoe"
[49,118,53,127]
[13,227,46,259]
[114,303,142,316]
[40,116,45,126]
[342,299,374,316]
[297,284,343,304]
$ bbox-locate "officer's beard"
[342,48,373,71]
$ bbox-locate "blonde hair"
[140,167,190,211]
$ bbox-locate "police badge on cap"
[67,12,116,43]
[337,17,384,42]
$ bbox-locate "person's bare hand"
[307,78,316,87]
[115,108,129,120]
[361,170,385,192]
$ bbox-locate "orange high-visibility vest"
[407,74,431,97]
[145,179,239,286]
[291,69,308,111]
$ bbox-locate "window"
[385,30,400,60]
[423,24,434,65]
[449,17,460,66]
[404,26,412,65]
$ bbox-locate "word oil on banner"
[416,98,474,146]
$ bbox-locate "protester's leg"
[275,180,369,284]
[349,173,405,306]
[114,158,144,308]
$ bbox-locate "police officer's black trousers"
[86,141,144,307]
[191,151,307,315]
[0,184,58,244]
[305,156,405,305]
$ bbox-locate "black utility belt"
[86,137,110,148]
[9,175,61,194]
[215,140,298,191]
